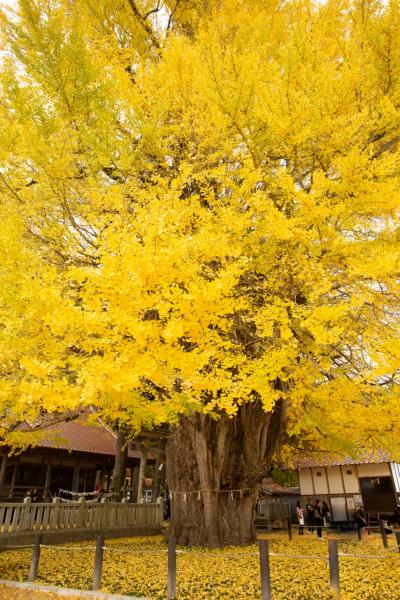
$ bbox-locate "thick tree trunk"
[165,400,287,547]
[110,429,128,501]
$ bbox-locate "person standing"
[321,500,330,528]
[355,507,367,537]
[314,499,324,539]
[296,501,305,535]
[306,498,315,533]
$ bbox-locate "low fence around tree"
[3,529,398,600]
[0,497,163,534]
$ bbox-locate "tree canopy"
[1,0,400,458]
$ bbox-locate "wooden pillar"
[28,534,43,582]
[167,535,176,600]
[259,540,272,600]
[380,521,389,548]
[137,449,147,503]
[339,467,350,521]
[72,464,80,493]
[92,535,105,591]
[9,462,18,499]
[328,539,340,599]
[44,462,51,499]
[95,468,102,490]
[131,464,140,500]
[0,455,7,498]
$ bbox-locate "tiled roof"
[261,477,297,496]
[294,451,392,469]
[34,414,141,459]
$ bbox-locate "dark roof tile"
[35,414,141,458]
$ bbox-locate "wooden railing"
[0,497,163,533]
[256,499,291,520]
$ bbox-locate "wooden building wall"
[298,462,400,521]
[0,449,141,502]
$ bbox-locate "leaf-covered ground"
[0,587,85,600]
[0,533,399,599]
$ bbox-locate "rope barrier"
[0,545,35,549]
[40,544,96,551]
[338,552,388,560]
[59,488,98,498]
[176,550,258,557]
[1,538,398,563]
[169,488,253,494]
[269,553,326,560]
[103,548,167,555]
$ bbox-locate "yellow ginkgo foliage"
[0,0,400,545]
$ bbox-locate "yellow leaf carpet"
[0,534,399,599]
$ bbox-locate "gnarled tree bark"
[165,399,287,547]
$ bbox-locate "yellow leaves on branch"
[0,0,399,453]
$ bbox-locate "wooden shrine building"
[0,413,155,502]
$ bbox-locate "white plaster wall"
[312,467,329,495]
[327,466,344,494]
[390,463,400,493]
[341,466,360,493]
[298,469,314,495]
[357,463,390,477]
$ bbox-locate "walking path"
[0,581,148,600]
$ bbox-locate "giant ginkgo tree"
[1,0,400,546]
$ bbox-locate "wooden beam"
[0,455,7,496]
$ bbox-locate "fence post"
[328,539,340,599]
[76,497,85,528]
[158,497,164,526]
[50,497,60,529]
[28,533,42,582]
[379,521,389,549]
[167,535,176,600]
[395,531,400,553]
[259,540,272,600]
[121,497,128,527]
[287,519,293,541]
[21,496,32,531]
[99,497,108,528]
[92,535,105,591]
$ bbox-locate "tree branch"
[127,0,161,50]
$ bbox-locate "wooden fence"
[256,499,291,521]
[0,497,163,534]
[19,529,400,600]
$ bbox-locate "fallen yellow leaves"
[0,586,84,600]
[0,533,399,599]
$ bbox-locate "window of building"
[15,463,46,487]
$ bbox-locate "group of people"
[297,500,400,539]
[296,498,330,538]
[26,487,40,502]
[355,504,400,536]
